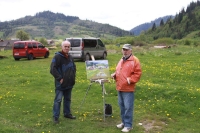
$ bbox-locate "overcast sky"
[0,0,196,30]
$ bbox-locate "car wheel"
[28,54,33,60]
[102,52,107,59]
[85,54,90,61]
[44,52,49,58]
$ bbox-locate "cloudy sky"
[0,0,196,30]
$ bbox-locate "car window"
[33,43,37,48]
[14,43,25,49]
[84,39,96,48]
[66,39,80,47]
[28,43,32,48]
[98,39,105,47]
[38,43,44,48]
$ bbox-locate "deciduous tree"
[39,38,48,46]
[16,30,30,40]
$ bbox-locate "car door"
[96,39,105,57]
[13,42,26,57]
[84,39,98,57]
[67,38,82,59]
[37,43,45,57]
[32,42,39,57]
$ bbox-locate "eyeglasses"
[64,46,70,48]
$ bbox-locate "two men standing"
[50,42,142,133]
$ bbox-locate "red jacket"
[114,55,142,92]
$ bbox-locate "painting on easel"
[85,60,110,81]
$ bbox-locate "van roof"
[66,37,100,40]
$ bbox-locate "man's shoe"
[116,123,124,129]
[64,114,76,119]
[53,117,59,124]
[121,127,133,132]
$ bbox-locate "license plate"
[14,53,19,55]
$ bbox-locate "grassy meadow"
[0,45,200,133]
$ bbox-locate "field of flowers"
[0,45,199,133]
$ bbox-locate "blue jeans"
[53,89,72,118]
[118,91,134,128]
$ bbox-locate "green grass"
[0,45,200,133]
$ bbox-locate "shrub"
[133,41,147,46]
[184,39,191,45]
[152,37,174,45]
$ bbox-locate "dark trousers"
[53,88,72,118]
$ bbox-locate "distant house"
[47,40,55,45]
[0,39,20,50]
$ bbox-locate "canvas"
[85,60,110,81]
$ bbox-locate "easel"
[79,55,110,121]
[78,79,109,121]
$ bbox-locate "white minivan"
[65,37,107,61]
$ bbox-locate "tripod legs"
[78,81,107,121]
[101,83,106,121]
[78,83,92,113]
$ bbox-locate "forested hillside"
[0,11,131,39]
[130,15,174,36]
[144,1,200,40]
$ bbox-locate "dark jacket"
[50,52,76,90]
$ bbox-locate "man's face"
[122,48,132,57]
[62,41,71,54]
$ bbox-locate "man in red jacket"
[111,44,142,132]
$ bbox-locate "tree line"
[147,0,200,40]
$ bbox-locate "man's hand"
[127,77,130,84]
[111,73,115,78]
[60,79,63,84]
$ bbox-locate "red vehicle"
[13,40,49,61]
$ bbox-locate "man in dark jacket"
[50,41,76,124]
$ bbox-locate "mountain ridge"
[1,0,199,40]
[0,11,131,40]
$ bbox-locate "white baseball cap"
[122,44,132,50]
